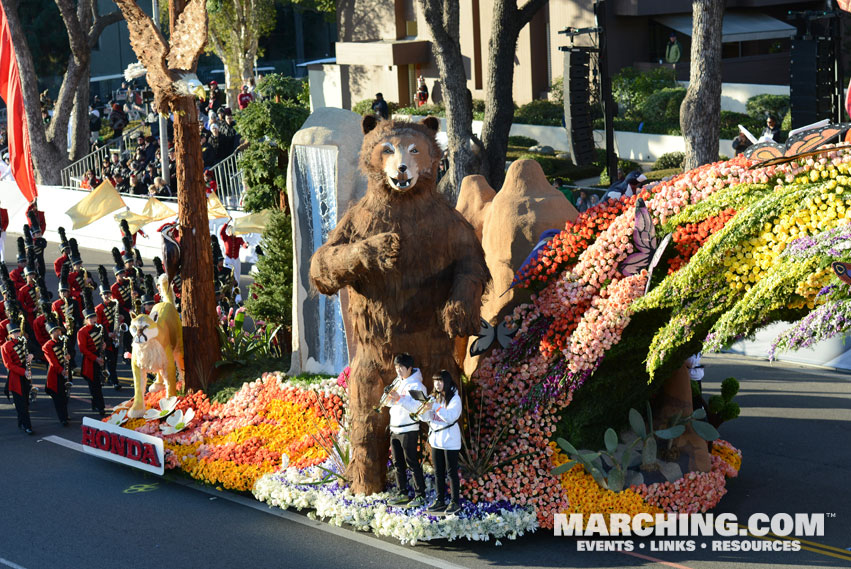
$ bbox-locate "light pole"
[152,0,170,185]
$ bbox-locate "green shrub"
[549,76,564,105]
[745,94,790,122]
[653,151,685,171]
[599,159,641,186]
[640,87,686,124]
[238,141,286,213]
[352,98,399,116]
[395,103,445,117]
[781,110,792,131]
[644,167,682,181]
[507,135,538,147]
[234,99,310,148]
[471,99,487,113]
[256,74,304,102]
[514,100,563,126]
[719,110,762,139]
[244,210,293,331]
[612,66,678,119]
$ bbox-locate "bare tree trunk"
[479,0,547,192]
[680,0,723,171]
[70,66,92,162]
[417,0,475,204]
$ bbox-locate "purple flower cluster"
[770,299,851,359]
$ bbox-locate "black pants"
[431,447,460,504]
[390,431,425,497]
[12,389,32,431]
[47,387,69,423]
[85,366,105,412]
[106,347,119,385]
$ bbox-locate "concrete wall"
[2,182,252,263]
[309,66,345,111]
[679,81,789,114]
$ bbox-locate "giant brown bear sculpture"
[309,116,489,495]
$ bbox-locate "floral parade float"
[104,118,851,543]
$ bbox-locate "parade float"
[103,114,851,544]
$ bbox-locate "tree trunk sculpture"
[113,0,219,391]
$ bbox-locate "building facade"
[317,0,824,111]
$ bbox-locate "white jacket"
[388,369,426,434]
[418,393,462,451]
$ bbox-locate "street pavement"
[1,231,851,568]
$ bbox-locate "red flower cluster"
[667,209,737,273]
[514,194,645,290]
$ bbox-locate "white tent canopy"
[656,12,796,43]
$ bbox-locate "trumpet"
[373,376,402,413]
[408,393,438,422]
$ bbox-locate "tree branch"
[54,0,87,57]
[89,10,125,48]
[517,0,548,27]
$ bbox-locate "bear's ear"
[362,115,378,135]
[422,116,440,133]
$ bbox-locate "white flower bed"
[253,463,538,545]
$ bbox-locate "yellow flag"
[66,180,126,229]
[113,210,153,234]
[141,197,177,221]
[233,209,273,235]
[207,194,229,219]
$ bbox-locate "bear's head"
[360,116,441,194]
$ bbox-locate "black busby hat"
[69,238,83,265]
[134,247,144,268]
[58,226,70,253]
[153,257,165,278]
[97,265,111,296]
[142,274,156,306]
[24,249,37,276]
[5,301,21,333]
[82,287,97,319]
[15,236,26,263]
[120,218,132,240]
[121,236,134,263]
[26,206,42,234]
[37,277,51,302]
[23,224,33,248]
[111,247,126,276]
[59,264,70,293]
[39,300,51,318]
[211,235,223,263]
[46,311,62,333]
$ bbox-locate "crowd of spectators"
[82,79,252,197]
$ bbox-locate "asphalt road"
[1,232,851,568]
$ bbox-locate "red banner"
[0,0,37,202]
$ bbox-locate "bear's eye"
[382,143,395,154]
[383,147,393,154]
[410,148,419,154]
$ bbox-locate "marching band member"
[77,289,106,415]
[42,313,71,425]
[9,237,27,291]
[53,265,81,369]
[54,226,72,277]
[3,309,34,434]
[95,265,122,390]
[0,198,7,264]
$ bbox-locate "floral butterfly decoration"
[744,121,851,168]
[832,261,851,285]
[618,198,672,293]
